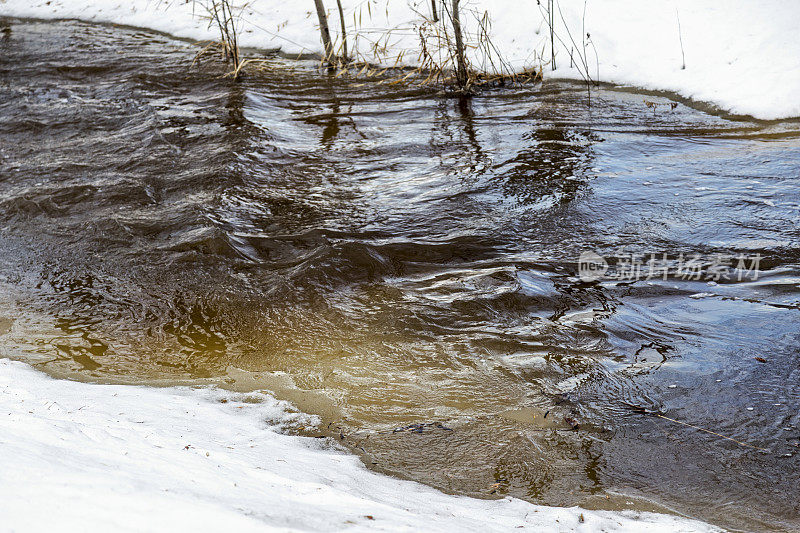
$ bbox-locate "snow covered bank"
[0,358,717,532]
[1,0,799,120]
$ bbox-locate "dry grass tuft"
[192,0,246,78]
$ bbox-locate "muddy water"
[1,18,799,531]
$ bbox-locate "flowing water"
[1,18,799,531]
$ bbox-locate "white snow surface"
[0,358,719,532]
[1,0,799,119]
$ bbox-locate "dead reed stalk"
[312,0,336,69]
[448,0,468,89]
[335,0,349,63]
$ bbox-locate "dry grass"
[339,0,541,93]
[191,1,615,93]
[193,0,260,79]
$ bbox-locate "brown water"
[1,18,799,531]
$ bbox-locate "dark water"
[1,18,799,531]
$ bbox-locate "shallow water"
[1,18,799,531]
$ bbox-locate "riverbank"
[1,0,798,120]
[0,359,718,532]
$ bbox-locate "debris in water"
[489,478,508,494]
[392,422,453,434]
[621,401,769,452]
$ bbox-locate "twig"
[675,7,686,70]
[656,413,769,452]
[549,0,555,70]
[623,402,770,452]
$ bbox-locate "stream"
[1,18,799,531]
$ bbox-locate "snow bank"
[0,358,716,532]
[1,0,798,120]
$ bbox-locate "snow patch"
[1,0,798,119]
[0,359,718,532]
